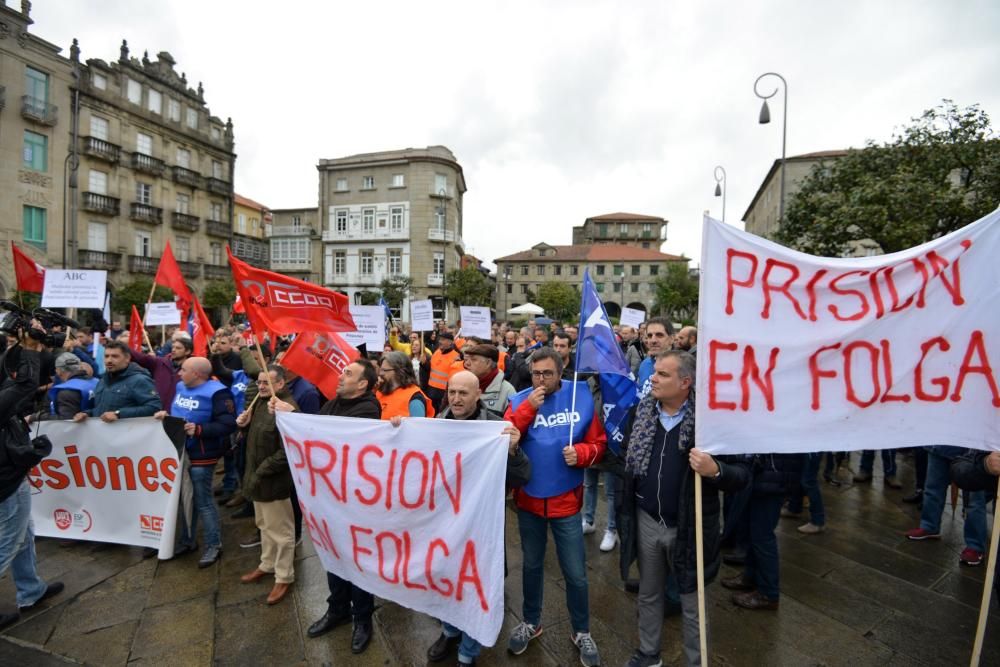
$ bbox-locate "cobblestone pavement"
[2,453,998,665]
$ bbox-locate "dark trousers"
[743,493,783,601]
[914,447,928,490]
[327,572,374,621]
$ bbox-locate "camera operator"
[0,320,65,630]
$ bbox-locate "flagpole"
[253,337,277,398]
[694,473,708,667]
[568,369,579,450]
[969,474,1000,667]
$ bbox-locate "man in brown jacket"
[236,364,298,605]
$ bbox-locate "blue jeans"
[181,465,221,548]
[0,480,49,607]
[920,450,987,552]
[222,447,239,493]
[441,620,481,662]
[582,469,617,531]
[788,453,825,526]
[859,449,897,477]
[517,508,589,633]
[743,493,783,601]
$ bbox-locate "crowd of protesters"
[1,312,996,667]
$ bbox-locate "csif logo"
[175,396,201,410]
[533,410,582,428]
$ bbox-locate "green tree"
[202,280,236,309]
[777,101,1000,255]
[535,282,579,322]
[379,275,413,311]
[652,262,698,321]
[357,289,381,306]
[113,279,173,320]
[443,266,493,307]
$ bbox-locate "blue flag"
[575,270,638,455]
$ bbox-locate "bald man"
[156,356,237,567]
[674,326,697,356]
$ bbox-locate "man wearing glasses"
[503,348,607,666]
[375,351,435,420]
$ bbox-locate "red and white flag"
[279,332,360,398]
[11,241,45,293]
[128,305,145,353]
[154,242,194,320]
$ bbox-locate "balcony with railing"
[203,264,230,280]
[82,136,120,163]
[171,211,200,232]
[21,96,57,126]
[271,258,313,272]
[81,192,120,216]
[172,165,203,188]
[268,225,314,237]
[427,273,444,286]
[428,228,456,242]
[206,220,231,238]
[177,260,201,279]
[322,226,408,242]
[129,202,163,225]
[206,177,229,195]
[128,255,158,274]
[129,152,166,176]
[78,250,121,271]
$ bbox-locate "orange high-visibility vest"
[428,348,460,390]
[376,385,435,420]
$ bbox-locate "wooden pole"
[969,474,1000,667]
[694,473,709,667]
[254,338,277,398]
[142,327,155,354]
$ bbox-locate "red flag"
[11,242,46,293]
[280,332,359,399]
[129,305,145,353]
[190,296,216,357]
[227,247,355,335]
[232,293,245,314]
[154,242,193,317]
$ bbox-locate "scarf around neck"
[625,389,696,478]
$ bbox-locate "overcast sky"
[34,1,1000,269]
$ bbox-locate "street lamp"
[437,188,447,321]
[754,72,788,222]
[713,165,727,223]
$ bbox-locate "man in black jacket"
[0,328,64,630]
[951,450,1000,604]
[617,350,750,667]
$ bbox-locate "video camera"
[0,301,80,347]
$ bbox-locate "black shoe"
[19,581,64,611]
[173,542,198,558]
[231,505,254,519]
[351,620,373,654]
[624,578,639,593]
[307,610,351,638]
[0,612,20,630]
[217,492,236,506]
[428,632,462,662]
[902,490,924,504]
[722,551,747,566]
[198,545,221,568]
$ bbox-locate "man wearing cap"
[46,354,99,419]
[427,332,460,410]
[463,344,516,418]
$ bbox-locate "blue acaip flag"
[600,373,637,456]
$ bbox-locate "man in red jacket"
[503,348,606,667]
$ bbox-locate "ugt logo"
[54,509,72,530]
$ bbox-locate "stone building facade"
[571,212,668,249]
[317,145,466,322]
[267,206,322,284]
[231,193,269,269]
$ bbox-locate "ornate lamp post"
[713,165,727,222]
[754,72,788,222]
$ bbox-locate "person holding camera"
[0,322,65,630]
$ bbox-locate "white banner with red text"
[276,412,509,646]
[696,210,1000,455]
[28,417,184,558]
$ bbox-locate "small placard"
[620,306,647,329]
[41,269,107,309]
[145,302,182,326]
[410,299,435,331]
[459,306,491,339]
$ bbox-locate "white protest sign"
[343,305,385,351]
[620,306,646,329]
[411,299,435,331]
[41,269,107,308]
[29,418,183,559]
[144,302,182,326]
[696,211,1000,455]
[276,412,508,646]
[459,306,491,339]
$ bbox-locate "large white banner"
[29,418,184,558]
[276,412,509,646]
[697,211,1000,455]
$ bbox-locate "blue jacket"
[171,380,237,465]
[87,363,161,418]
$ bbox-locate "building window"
[186,107,198,129]
[176,193,190,214]
[167,98,181,122]
[136,182,152,205]
[291,215,302,229]
[434,173,447,195]
[632,265,641,276]
[22,131,47,171]
[571,265,579,276]
[433,252,444,275]
[360,250,374,274]
[334,251,346,275]
[537,265,545,276]
[210,242,222,265]
[596,265,605,276]
[237,213,247,234]
[613,264,624,276]
[362,208,375,233]
[209,202,223,221]
[147,88,162,114]
[23,206,46,248]
[212,160,224,179]
[390,206,404,232]
[506,283,512,294]
[554,265,562,276]
[520,284,528,294]
[641,242,650,249]
[631,283,639,293]
[388,249,402,274]
[136,132,153,156]
[649,264,660,276]
[642,223,652,238]
[520,265,529,276]
[613,282,621,293]
[92,72,107,90]
[135,230,151,257]
[176,236,190,261]
[391,174,405,187]
[90,116,109,141]
[619,223,628,236]
[595,282,605,293]
[272,238,310,265]
[88,170,108,194]
[598,223,609,238]
[336,178,348,192]
[126,78,142,105]
[211,126,222,141]
[335,209,348,233]
[176,148,191,168]
[87,222,107,252]
[362,176,375,189]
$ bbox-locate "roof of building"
[584,212,666,222]
[234,193,268,211]
[317,145,467,192]
[741,149,851,221]
[495,244,687,263]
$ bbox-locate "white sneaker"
[582,520,596,535]
[599,529,618,552]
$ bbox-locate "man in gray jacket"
[463,344,516,418]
